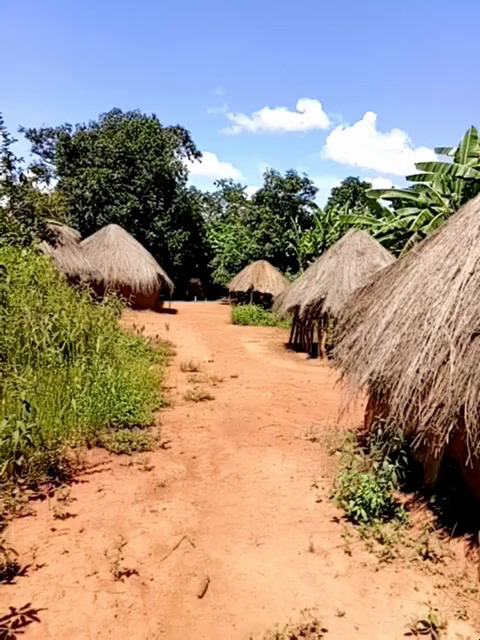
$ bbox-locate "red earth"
[1,303,478,639]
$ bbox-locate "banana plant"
[346,126,480,254]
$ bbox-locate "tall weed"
[0,247,169,484]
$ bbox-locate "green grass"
[231,304,290,328]
[0,246,171,486]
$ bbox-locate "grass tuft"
[231,304,290,328]
[183,388,214,403]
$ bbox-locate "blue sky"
[1,0,479,202]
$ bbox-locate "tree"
[0,113,52,247]
[356,126,480,253]
[21,108,208,290]
[325,177,374,214]
[204,171,320,285]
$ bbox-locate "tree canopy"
[2,109,480,295]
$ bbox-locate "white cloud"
[207,103,229,116]
[186,151,244,180]
[364,176,397,190]
[323,111,436,176]
[224,98,330,135]
[213,87,226,96]
[244,185,259,198]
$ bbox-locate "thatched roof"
[273,230,393,320]
[39,222,92,280]
[80,224,174,294]
[228,260,288,297]
[335,194,480,457]
[299,230,394,321]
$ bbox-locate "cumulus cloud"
[185,151,244,180]
[224,98,330,135]
[364,176,397,190]
[323,112,436,176]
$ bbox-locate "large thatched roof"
[335,194,480,458]
[39,222,92,280]
[299,230,394,321]
[80,224,174,294]
[228,260,288,297]
[273,230,393,319]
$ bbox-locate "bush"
[0,246,169,484]
[334,433,407,526]
[231,304,289,328]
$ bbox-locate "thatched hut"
[334,194,480,499]
[274,230,394,357]
[80,224,174,309]
[228,260,289,308]
[39,222,93,283]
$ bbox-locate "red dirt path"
[1,303,477,639]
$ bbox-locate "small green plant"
[98,427,154,455]
[180,360,202,373]
[0,538,25,584]
[405,605,447,638]
[334,433,407,526]
[249,609,327,639]
[183,388,214,403]
[231,304,290,328]
[107,535,138,581]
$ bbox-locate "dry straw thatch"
[299,230,394,321]
[81,224,173,308]
[334,194,480,491]
[228,260,289,301]
[273,230,394,321]
[39,221,92,281]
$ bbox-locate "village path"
[1,303,477,639]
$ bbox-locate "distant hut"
[334,194,480,499]
[228,260,289,308]
[39,221,93,284]
[81,224,174,309]
[274,230,394,357]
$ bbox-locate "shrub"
[0,246,169,485]
[231,304,289,328]
[98,427,154,455]
[334,433,407,526]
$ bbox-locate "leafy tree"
[325,177,374,214]
[0,114,51,247]
[21,108,208,289]
[252,169,318,271]
[204,171,320,285]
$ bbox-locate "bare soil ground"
[1,303,478,639]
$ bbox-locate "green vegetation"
[231,304,290,328]
[0,247,169,485]
[249,609,327,639]
[334,432,407,526]
[350,126,480,253]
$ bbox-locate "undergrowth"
[0,247,171,487]
[231,304,290,328]
[334,429,408,527]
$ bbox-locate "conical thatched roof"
[299,230,394,321]
[39,222,92,280]
[80,224,174,294]
[228,260,288,297]
[335,194,480,458]
[273,230,394,320]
